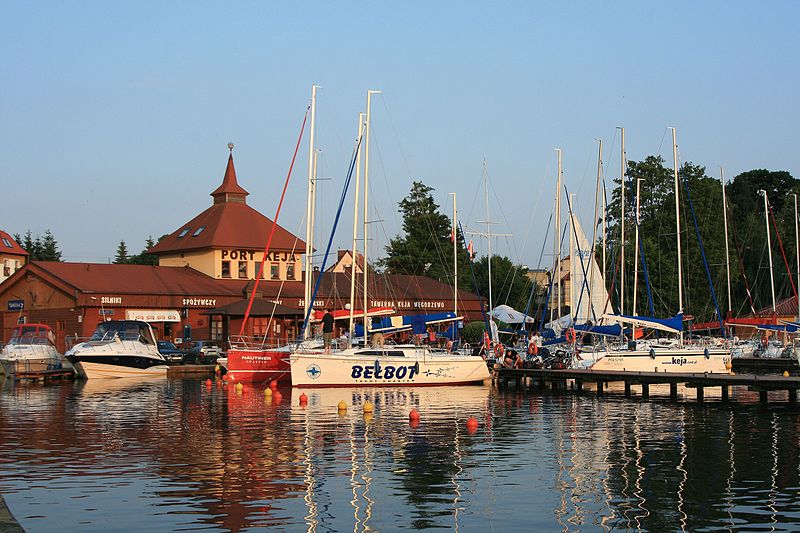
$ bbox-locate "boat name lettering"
[222,250,297,262]
[182,298,217,306]
[101,297,122,304]
[351,364,417,380]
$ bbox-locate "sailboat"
[290,90,490,387]
[580,128,731,373]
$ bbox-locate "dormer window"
[192,226,206,237]
[177,229,190,238]
[2,238,11,248]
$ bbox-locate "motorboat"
[65,320,169,379]
[0,323,73,376]
[290,344,490,387]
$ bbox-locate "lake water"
[1,378,799,532]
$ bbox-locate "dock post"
[721,385,729,402]
[760,390,768,405]
[670,382,678,401]
[575,380,583,392]
[597,381,604,396]
[789,389,797,404]
[641,383,649,399]
[697,387,704,403]
[624,382,631,398]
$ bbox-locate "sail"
[601,313,683,334]
[570,214,610,323]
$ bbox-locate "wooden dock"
[732,357,798,374]
[494,367,800,405]
[167,364,217,378]
[11,368,75,383]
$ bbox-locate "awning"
[125,309,181,322]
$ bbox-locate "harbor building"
[0,231,27,285]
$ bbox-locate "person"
[371,331,385,348]
[503,348,522,369]
[322,308,335,354]
[427,326,436,344]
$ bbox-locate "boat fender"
[463,343,470,351]
[374,360,382,377]
[414,361,420,375]
[704,347,710,359]
[649,348,656,360]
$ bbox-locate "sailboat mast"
[671,127,684,343]
[589,139,602,321]
[619,128,626,317]
[556,149,562,317]
[761,189,777,314]
[450,192,458,316]
[633,178,643,318]
[303,84,318,339]
[568,193,575,320]
[721,167,732,317]
[485,163,493,314]
[348,112,365,343]
[795,193,799,322]
[363,90,380,340]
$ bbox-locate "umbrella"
[489,304,535,324]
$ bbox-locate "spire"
[211,143,249,204]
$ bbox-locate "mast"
[633,178,643,316]
[303,84,319,339]
[721,167,732,318]
[760,189,777,314]
[671,127,684,343]
[348,112,365,344]
[362,90,380,340]
[485,163,493,314]
[589,139,602,320]
[795,193,799,322]
[449,192,458,316]
[555,149,562,317]
[568,192,575,320]
[619,127,626,317]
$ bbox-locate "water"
[1,378,800,532]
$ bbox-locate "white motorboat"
[0,323,73,375]
[65,320,168,379]
[290,344,490,387]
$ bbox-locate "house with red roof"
[0,230,28,285]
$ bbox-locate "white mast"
[795,193,799,322]
[619,127,626,316]
[671,127,684,343]
[555,149,562,317]
[589,139,602,320]
[485,164,493,314]
[362,90,380,340]
[303,84,319,339]
[632,178,643,342]
[348,112,365,344]
[760,189,777,314]
[569,193,575,320]
[721,167,732,319]
[449,192,458,316]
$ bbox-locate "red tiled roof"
[0,230,28,256]
[211,153,249,199]
[149,202,305,255]
[33,261,244,296]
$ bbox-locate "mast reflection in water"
[1,378,800,531]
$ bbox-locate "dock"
[166,364,217,378]
[494,367,800,405]
[732,356,798,374]
[10,368,75,383]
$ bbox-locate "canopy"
[489,305,535,324]
[601,313,684,334]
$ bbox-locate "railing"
[227,336,286,351]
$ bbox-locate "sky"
[2,1,798,270]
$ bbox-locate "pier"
[494,367,800,405]
[167,364,217,378]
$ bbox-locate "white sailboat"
[581,128,731,373]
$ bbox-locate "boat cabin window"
[89,321,155,344]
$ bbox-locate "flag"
[450,227,456,243]
[467,240,475,260]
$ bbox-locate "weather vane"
[228,142,234,153]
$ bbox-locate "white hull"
[291,349,490,387]
[74,361,169,379]
[579,347,730,373]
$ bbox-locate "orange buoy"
[466,416,479,432]
[299,393,308,405]
[363,401,374,413]
[409,409,420,421]
[337,400,347,411]
[784,370,790,377]
[222,373,228,381]
[409,418,420,429]
[264,387,273,396]
[273,391,283,404]
[205,378,213,386]
[269,380,278,390]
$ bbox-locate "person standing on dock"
[322,308,335,354]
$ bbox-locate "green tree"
[127,236,160,265]
[472,255,533,313]
[17,229,61,261]
[114,240,129,264]
[381,181,473,290]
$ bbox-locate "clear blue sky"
[2,1,798,269]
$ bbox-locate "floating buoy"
[215,365,221,374]
[299,393,308,405]
[273,391,282,404]
[337,400,347,411]
[363,412,374,424]
[363,401,374,413]
[466,416,479,431]
[205,378,212,386]
[270,380,279,391]
[409,418,420,429]
[784,370,790,377]
[409,409,420,421]
[222,373,228,381]
[264,387,273,396]
[725,360,733,370]
[235,382,243,392]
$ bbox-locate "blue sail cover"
[601,313,684,334]
[354,312,461,337]
[757,323,799,333]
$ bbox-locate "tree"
[16,229,61,261]
[114,240,129,264]
[472,255,533,313]
[381,181,473,290]
[126,236,160,265]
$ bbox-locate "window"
[270,262,280,280]
[221,260,231,278]
[177,228,190,238]
[253,318,268,337]
[192,226,206,237]
[238,261,247,279]
[211,318,223,341]
[2,237,11,248]
[286,263,295,280]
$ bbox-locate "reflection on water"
[1,377,800,531]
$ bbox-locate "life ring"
[494,343,505,358]
[463,343,471,351]
[565,328,576,343]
